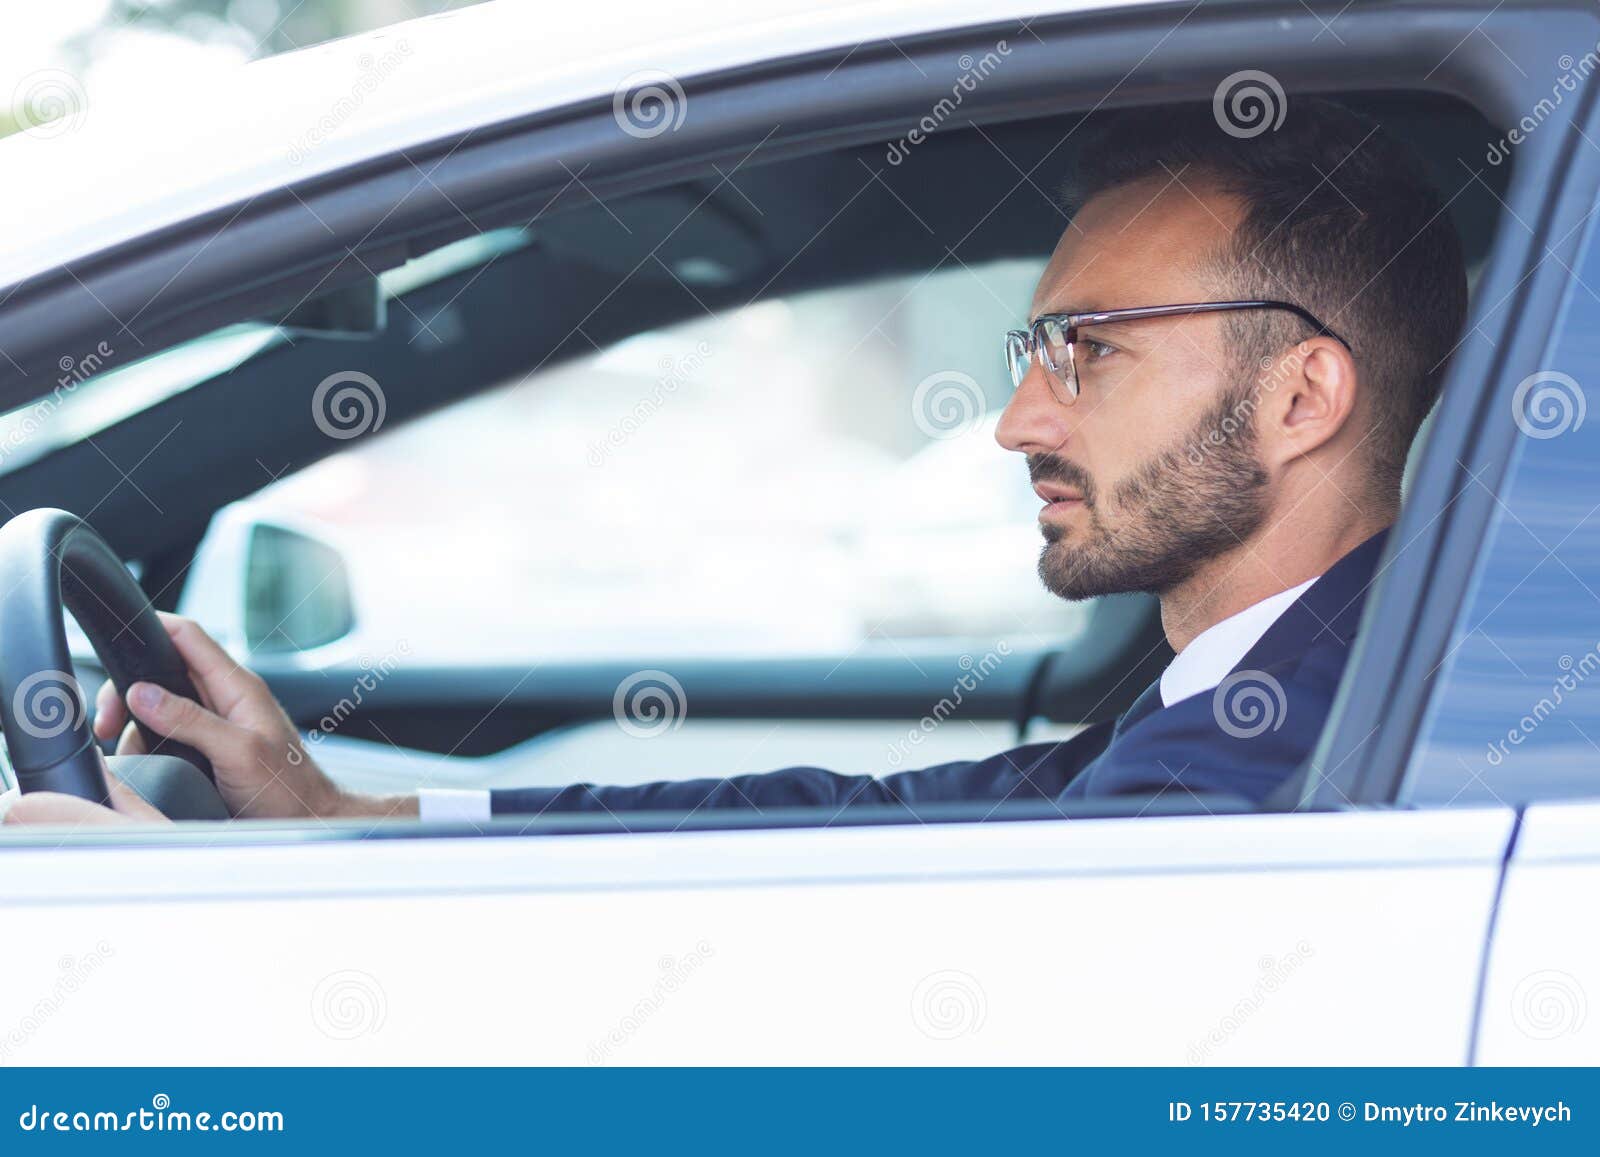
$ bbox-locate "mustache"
[1027,453,1097,506]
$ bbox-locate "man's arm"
[3,615,1114,827]
[487,726,1115,817]
[3,614,412,827]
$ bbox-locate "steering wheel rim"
[0,508,216,803]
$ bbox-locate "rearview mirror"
[244,523,356,653]
[179,507,357,660]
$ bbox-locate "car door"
[1395,192,1600,1065]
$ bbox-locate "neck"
[1159,505,1392,653]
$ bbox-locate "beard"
[1034,383,1271,600]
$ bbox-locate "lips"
[1032,481,1085,505]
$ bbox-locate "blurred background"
[3,0,1081,667]
[1,0,480,139]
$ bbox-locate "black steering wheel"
[0,508,228,820]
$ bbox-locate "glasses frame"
[1005,299,1352,403]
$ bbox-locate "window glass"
[187,260,1093,663]
[1405,218,1600,804]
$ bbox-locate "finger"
[125,681,244,759]
[3,791,142,826]
[155,613,258,717]
[105,773,173,823]
[114,719,149,757]
[94,678,128,742]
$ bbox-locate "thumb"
[125,681,240,760]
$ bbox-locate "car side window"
[1405,219,1600,805]
[194,260,1091,664]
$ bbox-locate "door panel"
[0,808,1512,1064]
[1475,802,1600,1064]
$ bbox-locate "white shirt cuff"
[416,787,492,823]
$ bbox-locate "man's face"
[996,178,1274,600]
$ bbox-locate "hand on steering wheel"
[0,509,344,824]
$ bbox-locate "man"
[4,97,1466,826]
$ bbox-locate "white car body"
[0,0,1594,1066]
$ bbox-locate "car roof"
[0,0,1165,291]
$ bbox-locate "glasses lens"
[1005,332,1032,389]
[1035,319,1077,403]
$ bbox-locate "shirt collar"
[1159,575,1319,707]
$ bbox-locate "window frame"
[1305,56,1600,809]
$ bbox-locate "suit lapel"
[1107,529,1390,737]
[1234,529,1389,674]
[1112,676,1166,737]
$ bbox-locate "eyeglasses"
[1004,300,1351,405]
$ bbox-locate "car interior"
[0,89,1510,831]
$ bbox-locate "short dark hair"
[1060,97,1468,496]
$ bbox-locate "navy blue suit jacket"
[491,532,1386,817]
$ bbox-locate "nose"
[996,361,1073,455]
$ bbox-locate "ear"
[1259,337,1359,467]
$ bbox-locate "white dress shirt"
[416,574,1325,822]
[1157,576,1318,707]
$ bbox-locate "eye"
[1079,337,1117,361]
